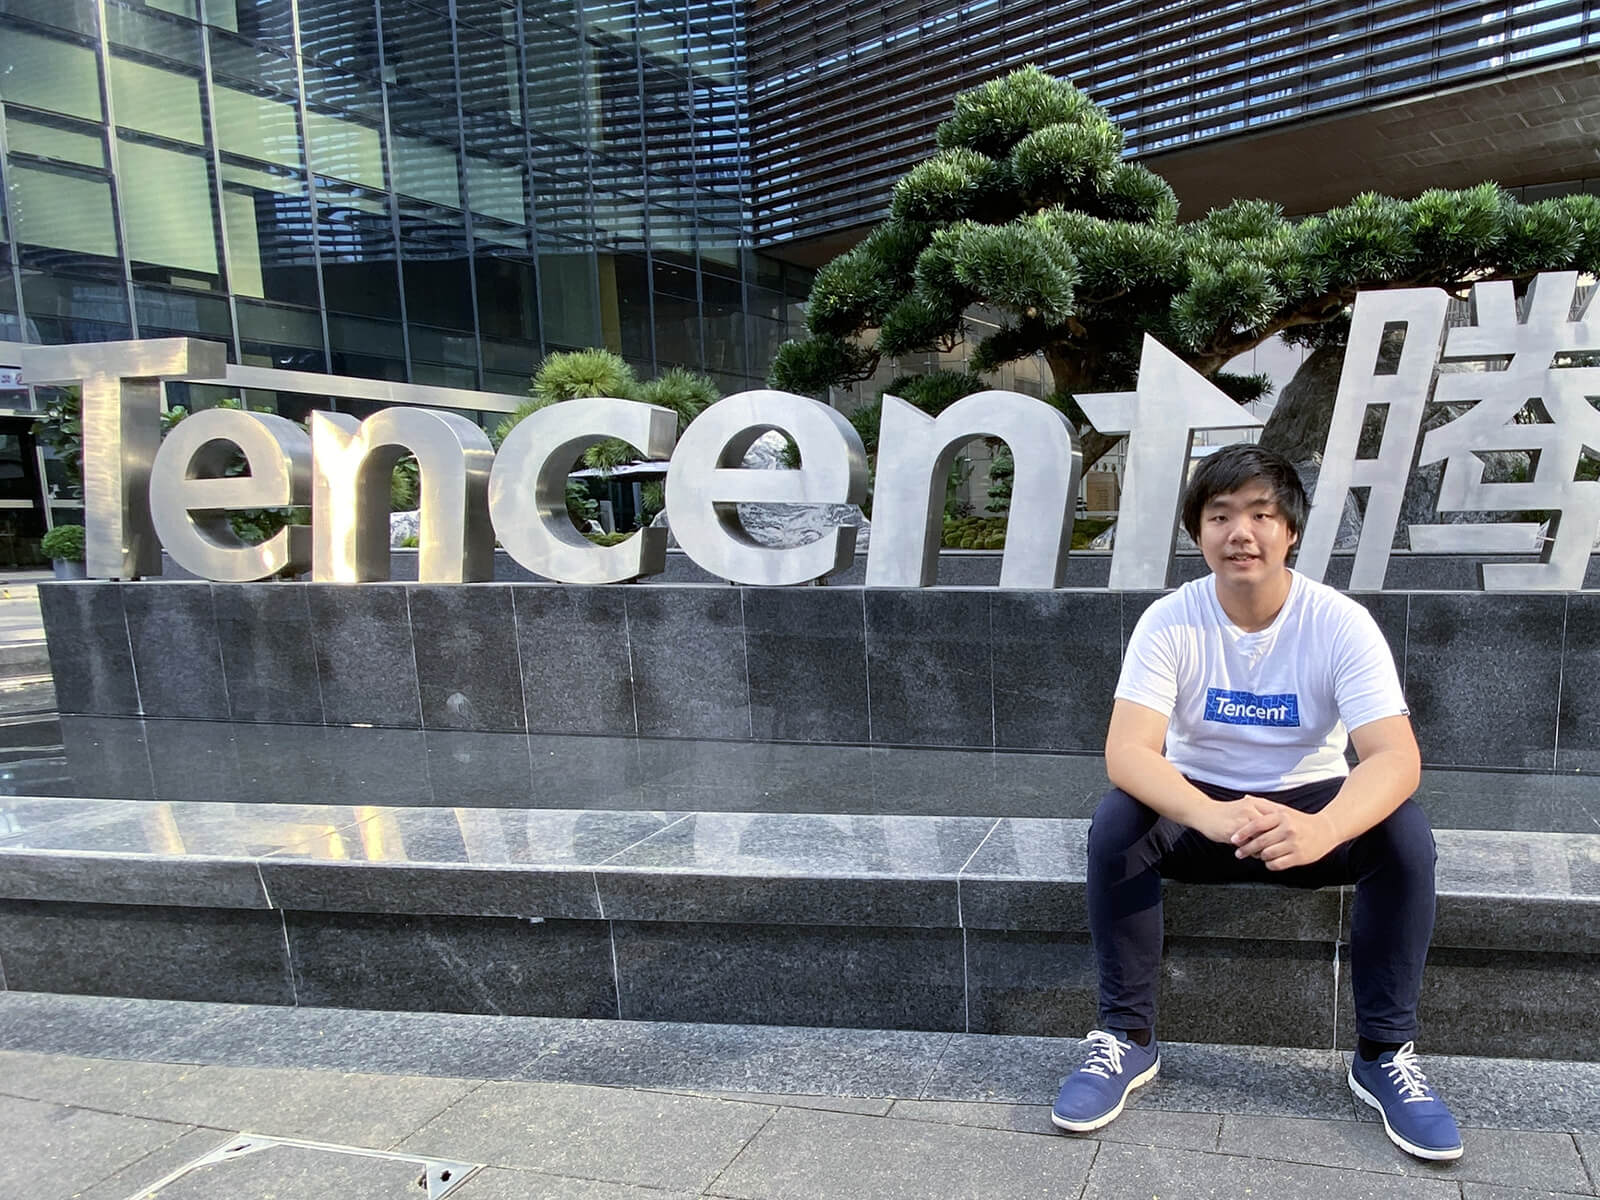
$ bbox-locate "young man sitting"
[1051,444,1462,1162]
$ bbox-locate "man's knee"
[1357,799,1437,882]
[1088,788,1157,866]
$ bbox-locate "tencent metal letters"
[17,272,1600,593]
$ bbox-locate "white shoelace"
[1384,1042,1434,1103]
[1078,1029,1131,1079]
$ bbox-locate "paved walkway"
[0,569,47,648]
[3,992,1596,1200]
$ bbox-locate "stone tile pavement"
[0,570,46,646]
[1,992,1597,1200]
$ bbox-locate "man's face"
[1197,481,1297,583]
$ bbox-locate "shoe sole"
[1347,1070,1463,1161]
[1051,1057,1161,1133]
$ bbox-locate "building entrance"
[0,418,48,568]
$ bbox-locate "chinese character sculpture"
[1299,271,1600,591]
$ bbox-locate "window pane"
[396,198,473,330]
[475,251,538,342]
[134,285,231,335]
[379,0,457,102]
[303,109,384,188]
[703,300,745,375]
[539,242,599,348]
[109,56,204,144]
[0,0,98,35]
[598,250,651,360]
[466,155,525,224]
[236,297,320,344]
[315,179,400,318]
[328,313,403,379]
[473,219,537,342]
[652,290,700,367]
[207,29,299,94]
[105,3,203,64]
[455,25,520,123]
[220,167,316,304]
[409,322,477,366]
[0,30,102,121]
[118,139,220,281]
[595,188,645,249]
[7,164,118,258]
[392,133,460,209]
[524,18,586,145]
[4,116,105,167]
[21,275,132,341]
[297,0,380,74]
[201,0,297,49]
[213,86,303,168]
[530,153,588,238]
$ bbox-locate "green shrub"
[390,455,420,511]
[566,479,600,528]
[640,480,665,524]
[636,367,718,432]
[41,523,86,562]
[942,515,1008,549]
[1074,517,1115,548]
[532,348,636,406]
[938,515,1116,550]
[585,531,633,546]
[31,389,83,495]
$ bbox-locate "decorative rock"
[651,431,872,551]
[390,510,419,547]
[1292,456,1362,550]
[734,502,872,551]
[1089,522,1195,552]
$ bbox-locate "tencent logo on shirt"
[1204,688,1301,727]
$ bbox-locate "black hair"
[1180,443,1309,543]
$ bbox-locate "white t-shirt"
[1115,570,1408,792]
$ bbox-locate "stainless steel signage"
[16,271,1599,591]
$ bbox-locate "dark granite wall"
[39,580,1597,771]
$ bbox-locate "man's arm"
[1105,699,1273,845]
[1230,714,1420,870]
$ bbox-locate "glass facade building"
[749,0,1600,242]
[0,0,810,393]
[0,0,819,559]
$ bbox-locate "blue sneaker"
[1051,1029,1160,1132]
[1348,1042,1463,1161]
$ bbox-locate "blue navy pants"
[1086,777,1437,1042]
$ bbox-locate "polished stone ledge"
[1,802,1595,952]
[3,803,1596,1054]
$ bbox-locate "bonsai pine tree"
[770,65,1600,470]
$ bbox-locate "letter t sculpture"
[1078,335,1264,590]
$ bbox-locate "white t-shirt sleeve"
[1115,604,1180,717]
[1330,605,1409,732]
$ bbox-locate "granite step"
[3,994,1598,1200]
[2,992,1597,1139]
[0,797,1594,1061]
[0,640,50,682]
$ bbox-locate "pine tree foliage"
[769,65,1600,468]
[496,353,718,473]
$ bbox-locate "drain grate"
[119,1134,480,1200]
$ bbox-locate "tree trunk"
[1043,350,1124,472]
[1258,344,1347,462]
[1078,429,1119,472]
